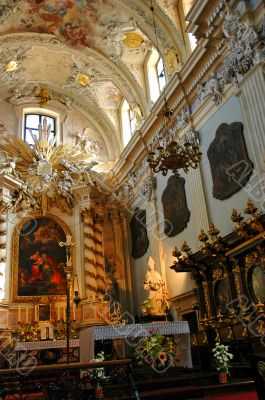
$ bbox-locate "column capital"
[80,207,95,220]
[109,208,122,223]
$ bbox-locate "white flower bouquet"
[90,351,105,383]
[212,342,233,374]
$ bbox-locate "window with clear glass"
[121,99,136,147]
[146,49,167,103]
[24,114,56,145]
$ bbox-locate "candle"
[64,307,66,321]
[25,308,28,323]
[73,305,76,321]
[58,307,60,321]
[18,305,21,322]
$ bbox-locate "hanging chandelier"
[146,1,202,176]
[147,104,201,176]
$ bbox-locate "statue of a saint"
[144,256,167,315]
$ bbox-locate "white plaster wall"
[155,172,196,300]
[0,100,18,136]
[127,95,263,313]
[199,95,262,237]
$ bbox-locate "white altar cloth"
[80,321,192,368]
[15,339,79,351]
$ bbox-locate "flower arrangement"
[140,298,153,316]
[90,351,105,384]
[135,330,180,372]
[212,342,233,374]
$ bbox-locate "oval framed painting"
[214,278,231,314]
[249,265,265,303]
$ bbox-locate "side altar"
[80,321,192,369]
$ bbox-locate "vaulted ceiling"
[0,0,188,162]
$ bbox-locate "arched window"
[180,0,197,51]
[24,113,56,145]
[146,48,166,104]
[156,56,166,91]
[121,99,136,147]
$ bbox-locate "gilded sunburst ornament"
[0,118,98,215]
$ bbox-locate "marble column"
[238,63,265,192]
[81,208,97,300]
[94,210,106,299]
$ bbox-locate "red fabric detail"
[211,391,258,400]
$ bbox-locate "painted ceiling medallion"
[122,32,144,48]
[5,60,18,72]
[76,73,91,87]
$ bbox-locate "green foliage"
[135,331,180,371]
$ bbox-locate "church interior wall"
[0,100,19,136]
[0,0,264,349]
[198,94,263,235]
[126,89,264,319]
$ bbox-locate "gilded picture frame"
[12,213,73,302]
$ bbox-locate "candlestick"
[73,305,76,321]
[18,305,21,322]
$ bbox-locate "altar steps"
[133,371,257,400]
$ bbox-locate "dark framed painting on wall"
[130,208,149,259]
[37,304,51,322]
[12,213,72,302]
[207,122,253,200]
[214,277,231,314]
[161,175,190,237]
[248,265,265,303]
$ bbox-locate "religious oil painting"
[130,208,149,259]
[207,122,253,200]
[214,278,231,315]
[12,214,70,302]
[37,304,51,322]
[249,266,265,303]
[161,175,190,237]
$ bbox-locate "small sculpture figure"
[0,156,20,178]
[144,256,168,315]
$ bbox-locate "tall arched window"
[146,48,166,104]
[121,99,136,147]
[180,0,197,51]
[24,113,56,145]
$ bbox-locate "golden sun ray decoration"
[0,118,98,215]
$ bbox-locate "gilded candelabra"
[59,235,77,363]
[147,106,201,176]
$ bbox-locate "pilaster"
[187,167,210,237]
[238,63,265,188]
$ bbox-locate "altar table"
[80,321,192,368]
[15,339,79,351]
[13,339,80,366]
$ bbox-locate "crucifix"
[59,235,77,363]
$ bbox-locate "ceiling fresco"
[0,0,187,163]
